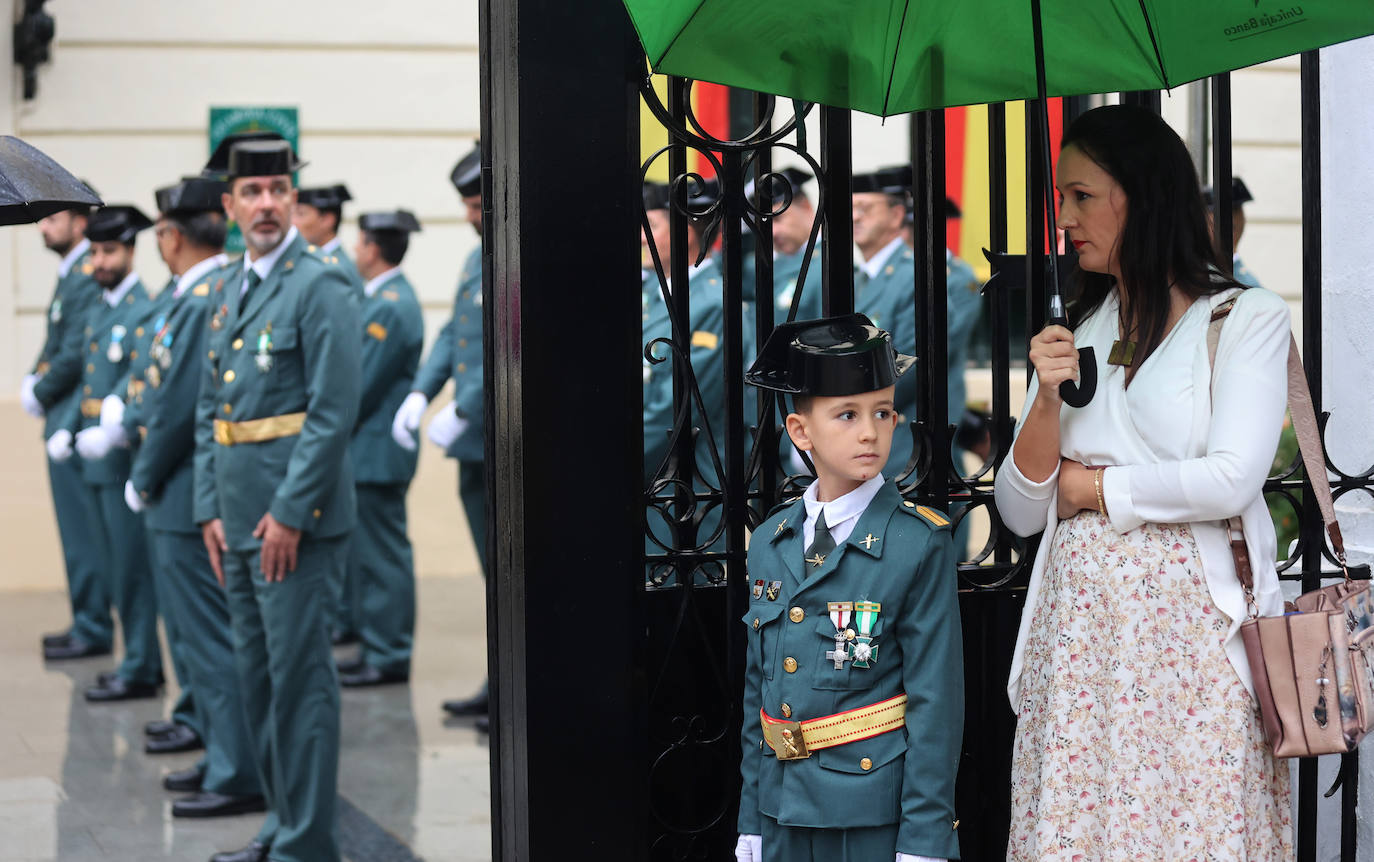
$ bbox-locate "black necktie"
[806,510,836,570]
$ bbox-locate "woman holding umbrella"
[994,105,1292,858]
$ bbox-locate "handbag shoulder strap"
[1208,290,1350,600]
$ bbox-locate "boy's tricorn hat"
[745,313,915,396]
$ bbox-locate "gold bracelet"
[1094,468,1106,515]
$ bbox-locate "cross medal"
[826,602,854,669]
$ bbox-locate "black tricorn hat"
[852,164,912,196]
[156,176,227,216]
[202,131,285,179]
[86,204,153,244]
[642,177,718,224]
[746,166,813,207]
[226,140,305,180]
[359,209,422,234]
[1202,176,1254,208]
[296,184,352,210]
[745,313,915,396]
[451,142,481,197]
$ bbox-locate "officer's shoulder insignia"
[884,265,895,276]
[284,260,295,271]
[366,321,388,341]
[381,289,400,301]
[193,283,210,297]
[81,263,94,275]
[691,330,719,350]
[306,244,317,253]
[899,499,950,528]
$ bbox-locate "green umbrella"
[624,0,1374,117]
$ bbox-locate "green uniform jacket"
[72,279,151,485]
[352,270,423,485]
[642,257,727,484]
[119,279,177,440]
[130,265,230,534]
[412,246,484,463]
[32,244,104,437]
[314,240,365,300]
[192,233,361,551]
[738,481,963,859]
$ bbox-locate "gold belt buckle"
[773,721,810,761]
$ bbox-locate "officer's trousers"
[88,481,161,684]
[156,530,258,796]
[224,536,344,862]
[354,483,415,676]
[146,525,200,737]
[760,816,897,862]
[458,460,486,572]
[47,454,112,647]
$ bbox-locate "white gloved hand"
[391,391,429,451]
[99,395,125,433]
[896,854,947,862]
[735,834,762,862]
[46,429,73,462]
[20,374,43,418]
[124,479,144,514]
[426,404,469,450]
[75,426,113,460]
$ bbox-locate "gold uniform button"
[788,607,804,623]
[83,385,91,394]
[86,363,94,372]
[208,349,216,359]
[752,617,760,630]
[222,404,232,415]
[89,342,97,352]
[135,327,144,337]
[780,703,792,718]
[223,370,236,383]
[457,362,467,373]
[313,509,322,518]
[860,757,873,771]
[845,628,856,640]
[903,500,916,508]
[232,338,244,350]
[459,315,468,324]
[129,350,137,360]
[782,657,798,673]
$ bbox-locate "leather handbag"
[1209,291,1374,758]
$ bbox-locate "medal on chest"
[210,304,227,331]
[826,602,855,669]
[150,317,172,369]
[255,324,273,373]
[50,298,62,324]
[107,325,127,363]
[850,601,881,668]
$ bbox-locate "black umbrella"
[0,136,101,226]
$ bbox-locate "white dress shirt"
[801,473,885,550]
[240,225,299,298]
[58,238,91,277]
[859,236,905,280]
[174,253,230,299]
[321,236,341,255]
[994,286,1292,704]
[103,272,138,307]
[363,266,401,299]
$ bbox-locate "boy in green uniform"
[195,138,360,862]
[737,315,963,862]
[337,209,425,686]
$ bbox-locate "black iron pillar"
[480,0,645,858]
[820,106,854,315]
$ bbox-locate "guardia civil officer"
[194,138,360,862]
[1204,176,1262,288]
[24,201,113,660]
[390,143,490,720]
[63,205,165,701]
[126,176,266,817]
[337,210,424,687]
[294,182,365,300]
[737,315,963,862]
[748,167,824,325]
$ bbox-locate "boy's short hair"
[791,394,813,415]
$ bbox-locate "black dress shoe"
[209,840,270,862]
[173,791,267,819]
[331,629,359,646]
[145,718,178,736]
[44,637,111,661]
[442,690,489,716]
[475,714,489,733]
[163,765,205,793]
[339,664,409,687]
[84,676,158,702]
[146,723,203,754]
[41,629,72,648]
[336,654,365,674]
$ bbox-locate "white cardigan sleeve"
[1101,288,1290,533]
[994,374,1061,538]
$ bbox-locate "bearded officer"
[25,201,114,661]
[336,209,424,687]
[195,138,360,862]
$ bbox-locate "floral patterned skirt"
[1008,511,1292,861]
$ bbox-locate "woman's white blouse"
[994,286,1293,704]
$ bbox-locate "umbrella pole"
[1030,0,1096,406]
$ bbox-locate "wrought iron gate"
[630,56,1365,862]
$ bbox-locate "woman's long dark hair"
[1062,105,1237,383]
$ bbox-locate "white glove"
[391,391,429,451]
[75,426,114,460]
[99,395,125,433]
[20,374,43,418]
[426,404,469,449]
[46,429,73,462]
[124,479,144,514]
[735,834,761,862]
[896,854,947,862]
